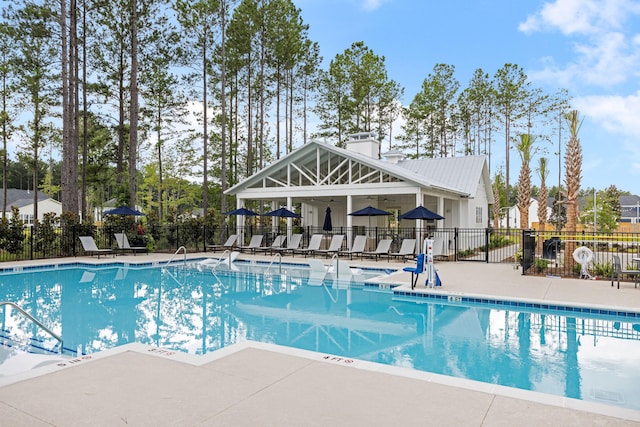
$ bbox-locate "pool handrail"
[0,301,63,353]
[264,253,283,275]
[165,246,187,268]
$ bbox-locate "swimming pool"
[1,261,640,411]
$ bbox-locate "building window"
[476,207,482,224]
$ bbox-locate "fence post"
[454,228,459,261]
[484,228,490,263]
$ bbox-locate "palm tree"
[516,134,535,229]
[537,157,549,230]
[536,157,549,254]
[492,171,504,229]
[564,110,583,273]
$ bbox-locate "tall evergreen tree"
[0,22,18,218]
[494,64,528,229]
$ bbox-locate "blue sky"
[294,0,640,195]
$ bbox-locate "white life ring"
[572,246,594,265]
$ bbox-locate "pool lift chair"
[403,253,425,289]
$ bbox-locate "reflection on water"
[1,264,640,410]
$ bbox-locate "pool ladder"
[0,301,63,353]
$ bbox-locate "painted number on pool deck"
[322,355,354,364]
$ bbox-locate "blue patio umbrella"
[399,205,444,220]
[104,206,145,216]
[399,206,444,254]
[348,205,391,217]
[264,207,301,218]
[323,206,332,232]
[349,206,391,249]
[224,207,259,216]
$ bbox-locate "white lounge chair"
[362,239,392,260]
[307,259,327,285]
[316,235,345,258]
[328,258,353,284]
[207,234,238,252]
[273,234,303,256]
[79,236,113,259]
[114,233,147,255]
[388,238,416,262]
[198,251,240,271]
[339,235,367,260]
[240,235,264,254]
[254,235,286,255]
[295,234,323,258]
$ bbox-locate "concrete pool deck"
[1,252,639,425]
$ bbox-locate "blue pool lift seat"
[403,253,425,289]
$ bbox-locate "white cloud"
[519,0,640,35]
[521,0,640,88]
[361,0,387,12]
[574,91,640,138]
[529,31,640,86]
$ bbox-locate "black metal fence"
[0,223,636,281]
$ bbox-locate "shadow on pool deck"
[1,252,639,425]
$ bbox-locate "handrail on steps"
[264,253,282,275]
[322,253,341,303]
[0,301,63,353]
[164,246,187,268]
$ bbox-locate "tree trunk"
[128,0,138,207]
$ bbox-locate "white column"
[237,199,243,243]
[272,199,279,234]
[416,191,423,253]
[287,196,293,237]
[346,196,353,249]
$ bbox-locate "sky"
[293,0,640,195]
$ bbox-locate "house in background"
[0,189,62,225]
[499,197,553,229]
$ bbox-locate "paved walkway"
[1,252,639,426]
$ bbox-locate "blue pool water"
[1,261,640,411]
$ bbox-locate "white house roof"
[399,155,492,199]
[226,139,491,200]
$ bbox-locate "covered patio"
[225,133,493,253]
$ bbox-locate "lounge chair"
[114,233,148,255]
[254,235,286,255]
[207,234,238,252]
[403,253,425,289]
[307,259,327,285]
[611,254,640,289]
[316,235,345,258]
[240,235,264,254]
[362,239,392,260]
[339,235,367,260]
[328,258,356,285]
[79,236,113,259]
[387,238,416,262]
[197,251,240,271]
[295,234,323,258]
[273,233,303,256]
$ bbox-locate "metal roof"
[226,140,490,199]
